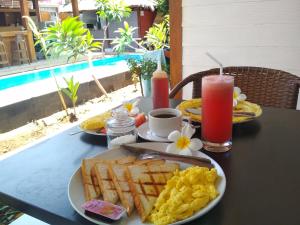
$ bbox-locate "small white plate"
[137,122,170,142]
[68,148,226,225]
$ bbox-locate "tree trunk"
[50,71,69,117]
[102,20,109,53]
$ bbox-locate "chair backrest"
[169,66,300,109]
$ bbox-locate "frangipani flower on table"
[233,87,247,107]
[166,123,203,156]
[123,99,140,116]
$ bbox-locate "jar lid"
[107,108,135,133]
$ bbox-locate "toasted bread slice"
[108,159,164,215]
[126,162,179,222]
[93,156,136,204]
[81,158,104,201]
[108,164,135,215]
[94,162,119,204]
[81,156,136,201]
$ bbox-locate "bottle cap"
[153,60,167,78]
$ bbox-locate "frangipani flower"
[233,87,247,107]
[166,123,203,156]
[123,100,140,116]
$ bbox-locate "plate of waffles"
[68,147,226,225]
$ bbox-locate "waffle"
[126,162,179,222]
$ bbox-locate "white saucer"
[137,122,171,142]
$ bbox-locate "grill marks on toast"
[81,156,178,222]
[81,158,104,201]
[108,164,135,215]
[126,162,179,222]
[81,156,136,201]
[94,163,119,204]
[93,156,136,204]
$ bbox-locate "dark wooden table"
[1,98,300,225]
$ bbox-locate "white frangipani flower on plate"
[166,123,203,156]
[233,87,247,107]
[123,100,140,116]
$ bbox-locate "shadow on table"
[79,133,107,146]
[233,120,261,139]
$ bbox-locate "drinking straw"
[206,52,223,76]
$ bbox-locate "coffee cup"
[148,108,182,138]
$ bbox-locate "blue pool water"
[0,54,141,91]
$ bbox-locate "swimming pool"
[0,54,141,91]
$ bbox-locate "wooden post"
[20,0,36,61]
[20,0,30,29]
[32,0,41,23]
[71,0,80,17]
[137,7,142,38]
[169,0,182,99]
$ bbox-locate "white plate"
[137,122,170,142]
[68,148,226,225]
[79,125,106,136]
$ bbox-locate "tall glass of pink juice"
[201,75,234,152]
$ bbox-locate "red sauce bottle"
[152,63,169,109]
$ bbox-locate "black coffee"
[154,114,176,118]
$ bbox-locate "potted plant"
[127,58,157,97]
[112,17,170,72]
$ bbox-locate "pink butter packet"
[82,199,126,221]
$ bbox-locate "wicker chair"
[169,67,300,109]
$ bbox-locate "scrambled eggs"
[80,111,112,130]
[149,166,219,225]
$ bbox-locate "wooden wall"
[181,0,300,101]
[138,8,156,37]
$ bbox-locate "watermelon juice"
[201,75,234,152]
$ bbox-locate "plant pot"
[141,78,152,97]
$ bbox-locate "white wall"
[182,0,300,108]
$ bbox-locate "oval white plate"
[68,148,226,225]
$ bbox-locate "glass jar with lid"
[106,108,137,149]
